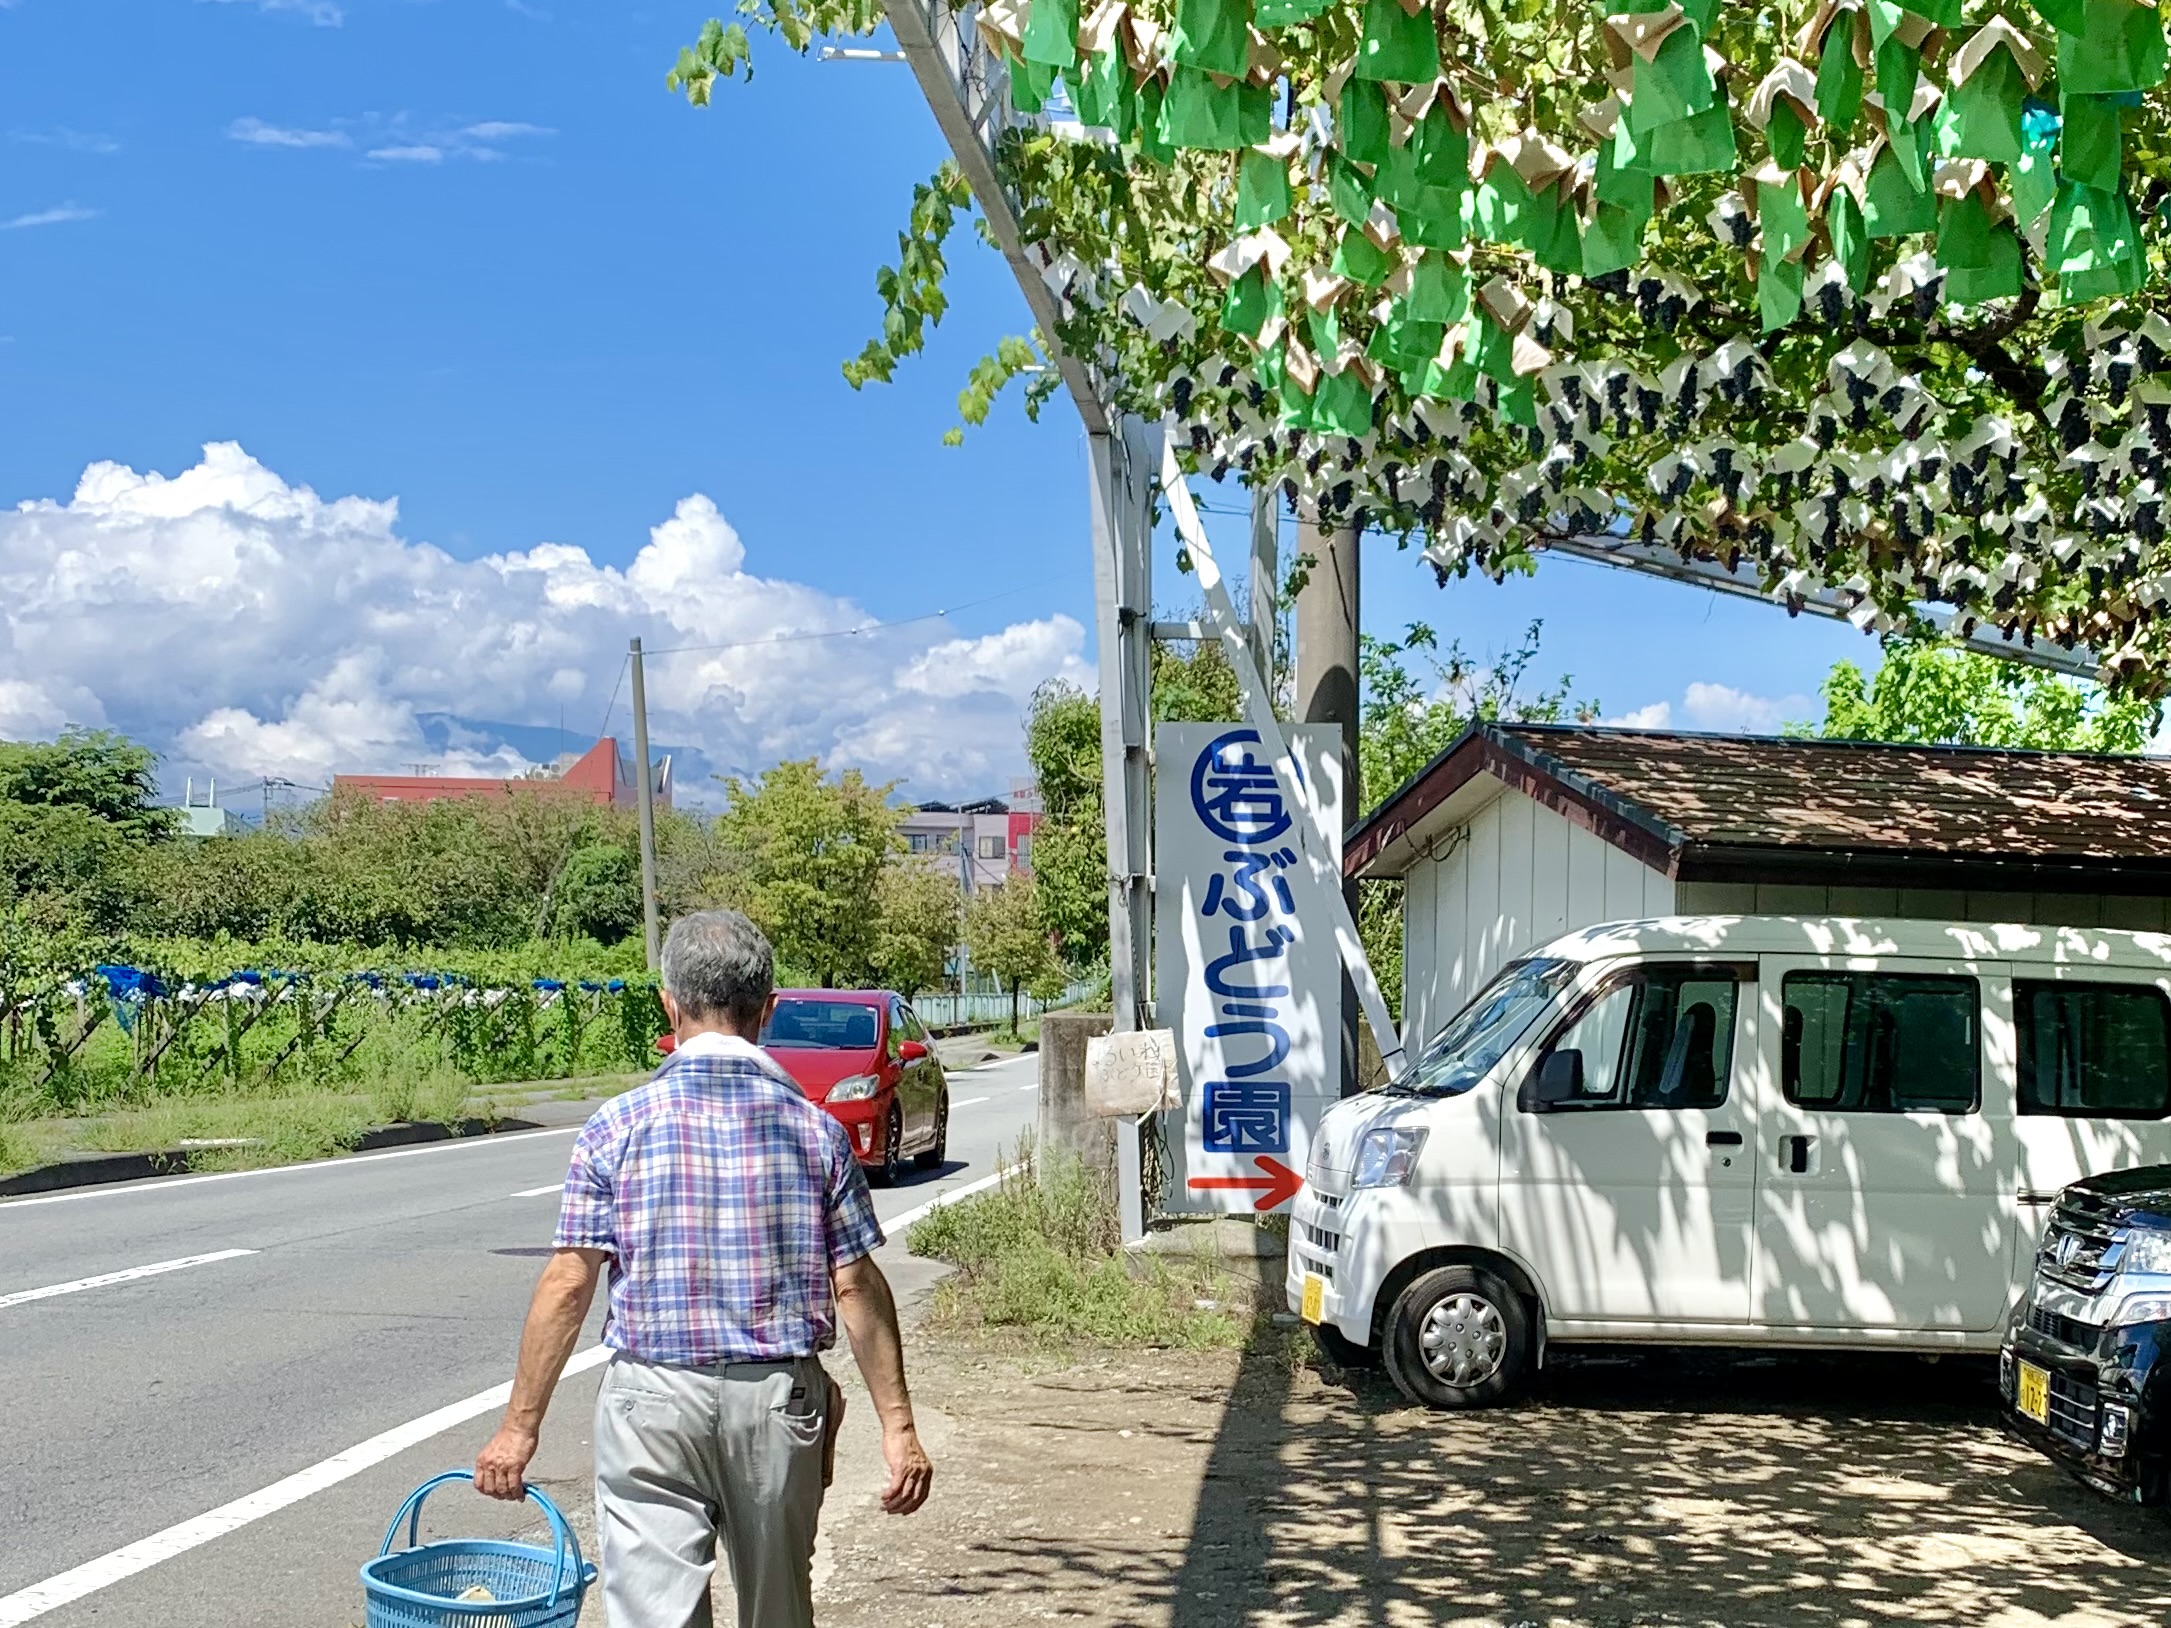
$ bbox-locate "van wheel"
[1381,1266,1530,1409]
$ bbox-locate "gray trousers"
[592,1352,832,1628]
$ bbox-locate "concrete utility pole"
[1294,511,1361,1096]
[1246,485,1279,701]
[629,637,663,973]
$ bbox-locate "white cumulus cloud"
[1680,681,1817,733]
[1605,684,1816,734]
[0,444,1089,804]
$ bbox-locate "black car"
[2002,1165,2171,1503]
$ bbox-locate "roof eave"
[1347,723,1688,880]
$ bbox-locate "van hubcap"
[1418,1293,1506,1387]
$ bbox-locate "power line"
[596,652,631,748]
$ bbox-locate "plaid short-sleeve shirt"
[553,1034,885,1365]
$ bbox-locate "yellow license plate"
[1300,1273,1324,1324]
[2017,1360,2051,1426]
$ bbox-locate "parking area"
[811,1335,2171,1628]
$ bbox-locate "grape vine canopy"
[674,0,2171,690]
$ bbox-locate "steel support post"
[1293,513,1361,1095]
[1091,415,1157,1243]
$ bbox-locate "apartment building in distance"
[897,782,1041,892]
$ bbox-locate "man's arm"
[832,1254,933,1515]
[474,1247,607,1500]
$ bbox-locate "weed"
[74,1092,380,1169]
[909,1141,1252,1350]
[0,1120,36,1177]
[908,1140,1119,1264]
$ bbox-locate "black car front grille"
[1302,1221,1341,1253]
[2038,1199,2127,1294]
[2028,1303,2104,1351]
[2048,1368,2101,1451]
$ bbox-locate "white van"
[1289,916,2171,1408]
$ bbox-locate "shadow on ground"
[822,1332,2171,1628]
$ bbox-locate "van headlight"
[1353,1127,1427,1188]
[828,1074,880,1102]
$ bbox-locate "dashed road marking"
[0,1250,258,1313]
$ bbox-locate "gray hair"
[660,910,774,1029]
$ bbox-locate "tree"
[1361,619,1600,815]
[870,861,961,999]
[1358,620,1594,1026]
[1023,633,1266,970]
[0,730,173,844]
[0,730,174,932]
[550,842,644,945]
[1023,679,1108,967]
[1806,640,2163,751]
[715,759,898,986]
[965,874,1064,1036]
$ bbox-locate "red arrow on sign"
[1186,1155,1303,1212]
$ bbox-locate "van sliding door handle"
[1783,1134,1814,1174]
[1705,1130,1744,1147]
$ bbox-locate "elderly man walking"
[474,909,933,1627]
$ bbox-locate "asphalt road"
[0,1050,1043,1627]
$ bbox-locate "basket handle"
[378,1471,584,1608]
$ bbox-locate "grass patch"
[908,1144,1253,1350]
[72,1093,381,1170]
[0,1120,41,1178]
[43,1067,481,1175]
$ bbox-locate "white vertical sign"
[1155,722,1343,1215]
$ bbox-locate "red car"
[657,989,950,1186]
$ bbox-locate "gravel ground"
[807,1332,2171,1628]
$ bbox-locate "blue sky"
[0,0,1880,802]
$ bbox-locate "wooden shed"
[1347,724,2171,1053]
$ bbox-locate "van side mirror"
[1531,1048,1584,1108]
[899,1039,929,1062]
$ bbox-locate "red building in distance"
[333,738,672,811]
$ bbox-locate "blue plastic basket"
[361,1472,595,1628]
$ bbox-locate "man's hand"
[475,1248,603,1504]
[879,1422,933,1515]
[834,1254,932,1515]
[474,1424,538,1501]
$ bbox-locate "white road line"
[0,1345,613,1627]
[0,1250,258,1312]
[510,1184,563,1199]
[949,1096,989,1108]
[881,1166,1014,1233]
[0,1125,582,1213]
[1017,1082,1039,1092]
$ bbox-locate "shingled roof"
[1348,724,2171,893]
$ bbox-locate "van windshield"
[1383,958,1576,1098]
